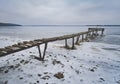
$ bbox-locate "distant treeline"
[0,22,21,26]
[86,25,120,27]
[27,25,120,27]
[0,23,119,27]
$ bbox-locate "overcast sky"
[0,0,120,25]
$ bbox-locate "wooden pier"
[0,28,104,61]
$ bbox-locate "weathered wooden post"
[85,33,88,41]
[88,28,91,31]
[97,30,99,36]
[71,37,75,49]
[92,30,95,39]
[75,35,80,45]
[101,29,104,35]
[42,42,48,60]
[90,31,92,39]
[36,42,48,61]
[82,34,84,41]
[89,31,92,37]
[37,45,41,59]
[88,31,91,38]
[95,30,98,36]
[65,39,68,48]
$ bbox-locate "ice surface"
[0,37,120,84]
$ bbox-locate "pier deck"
[0,28,104,61]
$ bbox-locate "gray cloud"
[0,0,120,25]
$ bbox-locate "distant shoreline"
[24,25,120,27]
[0,23,120,27]
[0,23,21,26]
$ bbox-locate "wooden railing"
[0,28,104,61]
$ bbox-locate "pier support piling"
[82,34,84,41]
[35,42,48,61]
[42,42,48,60]
[37,45,41,59]
[72,37,75,49]
[75,35,80,45]
[65,39,68,48]
[85,34,88,41]
[101,29,104,36]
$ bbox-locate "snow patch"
[0,37,120,84]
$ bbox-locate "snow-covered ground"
[0,36,120,84]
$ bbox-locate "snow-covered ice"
[0,36,120,84]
